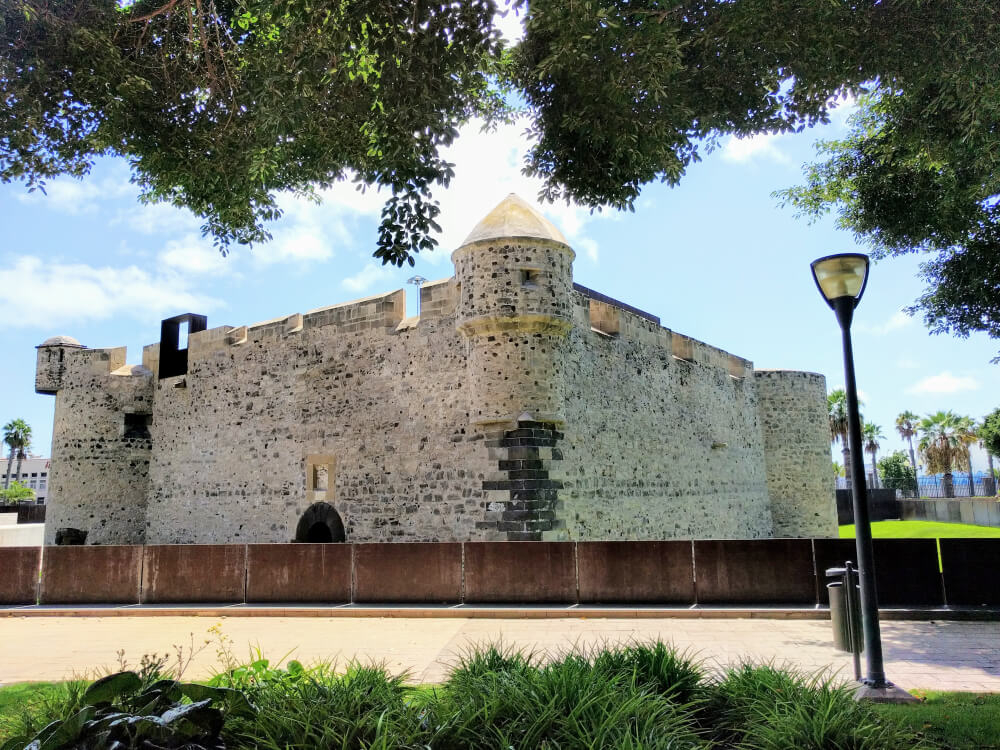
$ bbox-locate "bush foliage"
[2,642,925,749]
[879,451,919,495]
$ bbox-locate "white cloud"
[828,92,858,130]
[241,181,385,268]
[895,357,920,370]
[494,1,525,43]
[906,372,980,395]
[417,119,613,266]
[856,309,912,335]
[159,233,232,275]
[341,263,397,293]
[15,180,103,215]
[720,132,790,164]
[119,201,202,235]
[16,174,133,215]
[0,256,220,329]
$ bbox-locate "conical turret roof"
[460,194,568,247]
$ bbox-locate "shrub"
[591,641,705,707]
[222,662,425,749]
[0,671,253,750]
[708,663,923,749]
[879,451,918,495]
[430,646,703,749]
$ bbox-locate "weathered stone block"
[246,543,351,603]
[0,547,40,604]
[353,542,461,603]
[814,538,943,607]
[464,541,576,602]
[141,545,246,603]
[940,539,1000,606]
[578,541,694,603]
[41,545,141,604]
[693,539,815,604]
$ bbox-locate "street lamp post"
[811,253,916,703]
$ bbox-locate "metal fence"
[836,473,999,499]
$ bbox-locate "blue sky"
[2,56,998,472]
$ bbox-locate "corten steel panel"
[693,539,816,604]
[353,543,462,603]
[940,539,1000,606]
[141,545,247,603]
[577,541,694,603]
[813,538,943,607]
[246,544,351,603]
[464,542,577,603]
[0,547,40,604]
[41,545,141,604]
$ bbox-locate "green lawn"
[875,691,1000,749]
[839,519,1000,539]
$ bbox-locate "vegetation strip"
[2,641,972,749]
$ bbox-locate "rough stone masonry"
[35,195,837,545]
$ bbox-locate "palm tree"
[3,419,31,490]
[828,389,852,487]
[917,411,965,498]
[955,416,978,496]
[895,411,920,481]
[832,461,845,478]
[862,422,884,489]
[978,432,997,496]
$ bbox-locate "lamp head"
[811,253,870,309]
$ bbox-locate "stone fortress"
[35,195,836,546]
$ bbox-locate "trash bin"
[827,580,863,654]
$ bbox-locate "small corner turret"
[452,194,575,427]
[35,335,85,395]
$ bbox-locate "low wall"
[5,538,998,608]
[0,523,44,548]
[836,489,899,525]
[0,505,45,525]
[900,498,1000,529]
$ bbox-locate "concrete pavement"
[2,615,998,691]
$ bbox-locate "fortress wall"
[552,293,773,540]
[44,347,154,545]
[419,278,459,321]
[143,308,499,544]
[754,370,838,537]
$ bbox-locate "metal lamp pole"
[811,253,889,691]
[831,294,887,688]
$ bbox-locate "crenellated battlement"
[570,287,752,380]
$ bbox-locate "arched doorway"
[295,502,346,543]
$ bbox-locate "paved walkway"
[2,616,998,691]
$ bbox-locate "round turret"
[35,335,85,395]
[452,194,575,426]
[40,335,83,347]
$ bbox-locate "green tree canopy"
[1,0,507,265]
[877,451,917,495]
[979,408,1000,458]
[4,1,999,273]
[0,480,34,503]
[776,3,1000,359]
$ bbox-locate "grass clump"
[592,641,705,706]
[430,647,702,749]
[710,663,926,749]
[217,660,426,749]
